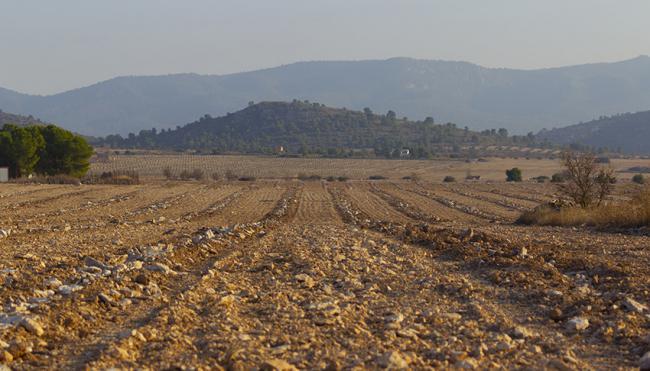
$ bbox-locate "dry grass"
[519,188,650,228]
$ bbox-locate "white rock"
[512,326,534,339]
[378,351,409,369]
[20,317,44,336]
[144,263,176,275]
[0,229,10,238]
[294,273,315,288]
[58,284,83,296]
[385,312,405,329]
[566,317,589,333]
[84,256,106,268]
[45,277,63,289]
[457,357,479,369]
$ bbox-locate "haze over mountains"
[1,56,650,137]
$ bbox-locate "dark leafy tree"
[0,124,45,178]
[506,168,523,182]
[36,125,94,177]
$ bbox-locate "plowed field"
[1,180,648,370]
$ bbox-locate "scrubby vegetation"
[298,173,322,181]
[0,124,93,178]
[505,168,522,182]
[551,172,569,183]
[443,176,456,183]
[632,174,645,184]
[518,151,646,229]
[84,170,140,185]
[518,189,650,228]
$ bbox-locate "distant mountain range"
[96,101,526,157]
[537,111,650,154]
[1,56,650,137]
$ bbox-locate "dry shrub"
[558,151,615,208]
[225,170,238,181]
[178,170,189,180]
[191,168,204,180]
[519,188,650,229]
[298,173,321,181]
[163,166,175,180]
[14,175,82,185]
[84,171,140,185]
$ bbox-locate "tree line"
[0,124,94,179]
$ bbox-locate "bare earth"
[90,154,650,182]
[0,178,649,370]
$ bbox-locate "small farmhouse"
[0,167,8,183]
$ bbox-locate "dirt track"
[0,181,649,370]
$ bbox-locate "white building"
[0,167,8,183]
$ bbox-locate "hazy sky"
[2,0,649,95]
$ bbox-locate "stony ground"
[0,180,649,370]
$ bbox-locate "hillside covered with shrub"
[97,101,534,157]
[537,111,650,154]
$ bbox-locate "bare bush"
[88,171,140,185]
[179,170,192,180]
[225,170,238,181]
[211,172,221,181]
[558,151,616,208]
[162,166,175,180]
[191,168,205,181]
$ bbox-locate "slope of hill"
[537,111,650,154]
[2,56,650,136]
[97,101,526,157]
[0,109,48,127]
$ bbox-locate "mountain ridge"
[2,56,650,136]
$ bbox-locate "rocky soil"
[0,181,648,370]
